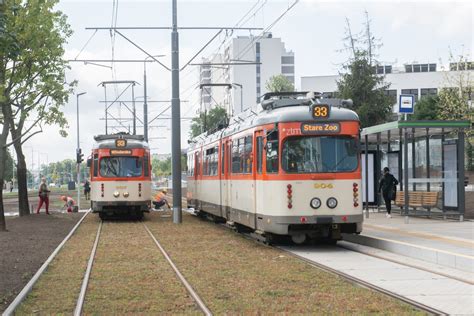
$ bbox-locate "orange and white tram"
[187,92,363,244]
[88,134,151,219]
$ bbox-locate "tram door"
[254,131,265,228]
[219,141,227,218]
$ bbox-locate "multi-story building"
[301,61,474,113]
[199,33,295,116]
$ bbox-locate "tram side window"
[238,138,245,173]
[144,154,149,177]
[266,130,279,173]
[243,136,253,174]
[221,144,225,175]
[232,140,240,173]
[93,154,99,177]
[257,136,263,173]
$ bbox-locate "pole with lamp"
[76,92,86,211]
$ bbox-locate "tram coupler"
[331,224,342,240]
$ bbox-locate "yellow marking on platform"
[364,224,474,248]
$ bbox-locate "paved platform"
[283,245,474,315]
[343,212,474,273]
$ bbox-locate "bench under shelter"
[360,120,471,221]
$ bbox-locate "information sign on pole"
[399,94,415,114]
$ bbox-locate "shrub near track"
[146,212,425,315]
[16,214,100,314]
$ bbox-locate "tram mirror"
[86,158,92,168]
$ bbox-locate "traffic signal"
[76,148,84,164]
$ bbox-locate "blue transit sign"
[399,94,415,114]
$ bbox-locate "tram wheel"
[99,212,107,220]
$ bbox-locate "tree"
[336,13,393,128]
[410,95,441,120]
[265,74,294,93]
[438,54,474,171]
[4,148,14,182]
[2,0,75,219]
[190,106,228,138]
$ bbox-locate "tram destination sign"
[110,149,133,155]
[301,122,340,134]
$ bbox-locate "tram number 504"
[312,104,330,119]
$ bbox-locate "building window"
[420,88,437,97]
[384,90,397,103]
[429,64,436,72]
[405,65,413,73]
[285,76,294,83]
[281,56,294,64]
[385,65,392,74]
[421,64,429,72]
[281,66,294,74]
[413,64,421,72]
[401,89,419,102]
[376,66,384,74]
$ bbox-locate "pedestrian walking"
[84,180,91,200]
[36,178,50,215]
[378,167,399,218]
[9,180,13,193]
[61,195,76,213]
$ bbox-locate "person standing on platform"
[84,180,91,200]
[378,167,399,218]
[36,178,50,215]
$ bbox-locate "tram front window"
[282,136,358,173]
[100,157,143,178]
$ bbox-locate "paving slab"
[283,245,474,315]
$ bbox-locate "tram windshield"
[100,156,143,178]
[282,136,358,173]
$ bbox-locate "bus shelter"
[360,120,471,221]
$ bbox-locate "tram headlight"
[327,197,338,209]
[310,197,321,209]
[123,192,129,198]
[113,191,120,198]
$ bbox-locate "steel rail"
[143,224,212,316]
[74,221,103,316]
[188,212,447,315]
[2,211,91,316]
[277,246,447,316]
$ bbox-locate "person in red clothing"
[36,178,50,215]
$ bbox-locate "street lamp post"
[76,92,87,210]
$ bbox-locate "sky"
[20,0,473,169]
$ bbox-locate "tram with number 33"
[187,92,363,244]
[88,133,152,220]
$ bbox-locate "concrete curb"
[342,233,474,273]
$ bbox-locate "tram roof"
[189,104,359,149]
[93,134,149,150]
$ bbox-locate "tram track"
[72,218,211,315]
[189,211,454,315]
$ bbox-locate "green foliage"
[410,95,441,120]
[265,74,295,93]
[190,106,228,139]
[336,52,393,127]
[2,0,75,139]
[336,15,392,128]
[152,155,187,177]
[39,159,86,185]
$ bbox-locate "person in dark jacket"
[378,167,399,218]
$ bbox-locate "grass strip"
[83,220,199,314]
[146,212,426,315]
[16,214,100,314]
